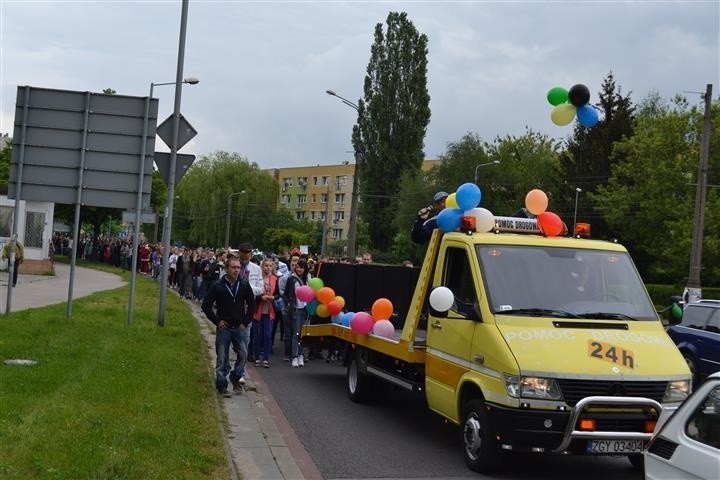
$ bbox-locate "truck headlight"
[663,380,691,403]
[504,375,563,401]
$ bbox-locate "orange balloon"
[371,298,393,320]
[316,303,330,317]
[316,287,336,304]
[525,189,548,215]
[537,211,564,237]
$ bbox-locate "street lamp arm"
[474,160,500,184]
[326,89,359,111]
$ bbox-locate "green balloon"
[547,87,569,106]
[671,303,683,320]
[308,277,324,291]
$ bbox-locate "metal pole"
[158,0,189,327]
[5,86,30,315]
[573,187,582,236]
[346,149,360,259]
[128,84,153,325]
[67,91,92,318]
[225,195,232,248]
[685,83,713,304]
[321,186,330,256]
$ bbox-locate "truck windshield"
[477,245,658,321]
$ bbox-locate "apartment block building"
[266,159,440,252]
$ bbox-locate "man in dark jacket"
[202,256,256,396]
[411,191,448,244]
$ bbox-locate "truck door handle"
[431,321,442,330]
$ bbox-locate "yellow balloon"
[335,295,346,308]
[316,303,330,318]
[445,193,458,209]
[525,189,548,215]
[550,103,576,126]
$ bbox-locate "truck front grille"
[557,379,667,406]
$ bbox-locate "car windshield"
[477,245,658,321]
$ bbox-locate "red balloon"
[327,300,342,316]
[537,211,564,237]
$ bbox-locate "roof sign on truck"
[492,216,541,234]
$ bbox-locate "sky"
[1,1,718,170]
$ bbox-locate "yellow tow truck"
[301,217,691,473]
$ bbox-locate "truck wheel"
[682,352,698,386]
[461,399,499,473]
[347,355,373,403]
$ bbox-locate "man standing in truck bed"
[411,191,448,244]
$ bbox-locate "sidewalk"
[1,264,320,479]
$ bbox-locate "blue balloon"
[306,298,318,315]
[342,312,354,327]
[456,183,482,210]
[577,104,599,128]
[436,208,463,232]
[331,313,343,324]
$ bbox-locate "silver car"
[644,371,720,479]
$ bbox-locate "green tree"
[593,93,720,284]
[173,151,280,247]
[560,72,635,239]
[353,11,431,252]
[0,140,11,186]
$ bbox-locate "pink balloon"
[296,285,315,302]
[350,312,374,335]
[372,319,395,339]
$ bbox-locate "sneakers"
[291,357,299,368]
[298,355,304,367]
[217,388,232,398]
[263,360,270,368]
[230,375,241,391]
[255,359,261,367]
[238,376,246,385]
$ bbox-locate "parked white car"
[644,371,720,479]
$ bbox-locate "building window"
[333,211,345,222]
[310,211,316,220]
[334,193,345,206]
[297,194,307,205]
[320,211,327,221]
[282,177,293,191]
[322,176,330,186]
[281,194,291,206]
[335,175,347,188]
[295,211,306,221]
[313,176,319,186]
[24,211,45,248]
[298,177,308,189]
[332,228,343,240]
[321,193,328,204]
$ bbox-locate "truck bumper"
[487,396,662,454]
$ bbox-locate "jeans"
[237,323,251,378]
[290,307,308,358]
[252,314,273,362]
[215,325,247,391]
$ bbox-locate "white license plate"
[587,439,644,454]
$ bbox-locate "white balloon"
[429,286,454,312]
[464,207,495,232]
[372,319,395,339]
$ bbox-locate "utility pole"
[685,83,713,305]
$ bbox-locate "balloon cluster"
[437,182,495,233]
[547,84,599,128]
[296,277,346,319]
[525,188,566,237]
[300,276,397,339]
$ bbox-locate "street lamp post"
[573,187,582,236]
[474,160,500,184]
[326,89,361,259]
[225,190,246,248]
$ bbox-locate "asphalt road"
[255,351,645,480]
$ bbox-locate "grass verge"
[0,260,228,479]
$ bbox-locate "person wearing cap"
[411,191,448,244]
